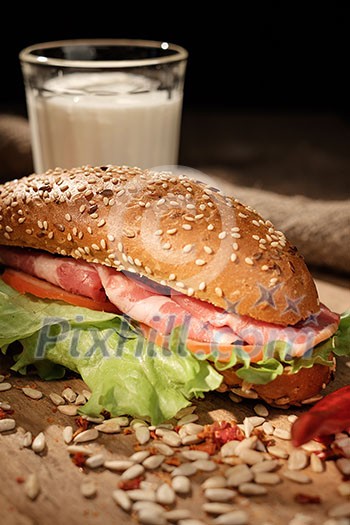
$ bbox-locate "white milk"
[27,72,183,172]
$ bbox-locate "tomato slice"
[2,268,120,314]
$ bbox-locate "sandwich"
[0,165,348,423]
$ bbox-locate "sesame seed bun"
[0,165,319,325]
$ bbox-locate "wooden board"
[0,278,349,525]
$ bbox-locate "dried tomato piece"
[71,452,87,468]
[118,477,143,490]
[295,493,321,504]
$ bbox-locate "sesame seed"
[245,257,254,265]
[232,242,239,250]
[215,287,223,297]
[232,233,241,238]
[127,255,134,265]
[183,244,193,253]
[176,282,185,288]
[170,201,179,207]
[182,224,192,231]
[48,232,54,239]
[260,238,267,244]
[186,204,195,210]
[230,253,237,262]
[65,213,72,222]
[184,215,195,221]
[252,220,260,227]
[67,233,72,241]
[195,214,204,220]
[97,219,106,227]
[231,227,240,232]
[252,235,260,241]
[134,258,142,267]
[169,273,176,281]
[73,227,78,236]
[60,249,67,256]
[199,281,206,291]
[271,241,279,247]
[101,239,107,250]
[195,259,206,266]
[18,217,26,224]
[122,253,128,263]
[162,242,171,250]
[156,198,165,206]
[37,220,43,229]
[167,228,177,235]
[204,246,213,254]
[261,265,269,271]
[87,227,92,234]
[155,230,163,236]
[266,220,273,227]
[145,266,152,275]
[238,212,248,218]
[199,204,206,211]
[207,224,214,231]
[107,234,115,241]
[103,197,109,206]
[138,201,145,207]
[117,242,123,252]
[270,277,279,284]
[187,288,195,296]
[117,189,125,197]
[4,232,10,240]
[92,243,100,251]
[266,235,272,242]
[25,229,33,235]
[218,232,227,240]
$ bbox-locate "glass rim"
[19,39,188,68]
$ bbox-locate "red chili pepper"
[292,386,350,447]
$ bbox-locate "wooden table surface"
[0,277,349,525]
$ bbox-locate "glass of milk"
[20,39,188,172]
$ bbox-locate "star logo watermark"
[303,312,320,326]
[254,283,282,309]
[224,298,241,315]
[283,295,305,316]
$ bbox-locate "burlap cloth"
[0,114,349,274]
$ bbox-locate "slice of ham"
[0,246,106,302]
[96,266,237,344]
[172,294,340,357]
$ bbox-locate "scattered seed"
[136,426,151,445]
[121,464,145,480]
[205,488,237,502]
[288,415,298,423]
[226,465,253,487]
[112,489,132,511]
[238,483,267,496]
[95,421,121,434]
[181,435,202,446]
[193,459,217,472]
[84,415,104,424]
[24,473,40,500]
[251,460,279,473]
[337,458,350,476]
[133,501,165,513]
[262,422,274,435]
[57,405,78,416]
[82,389,92,401]
[246,416,266,428]
[143,455,165,470]
[213,510,249,525]
[80,479,97,498]
[0,383,12,392]
[237,449,264,465]
[175,406,196,419]
[61,387,77,403]
[49,393,65,406]
[22,431,33,448]
[22,387,43,400]
[152,443,174,457]
[172,475,192,494]
[74,428,99,444]
[310,453,324,473]
[160,430,182,447]
[156,483,176,505]
[267,445,289,459]
[254,404,269,417]
[328,502,350,518]
[202,502,237,515]
[221,441,240,457]
[282,470,311,484]
[63,426,73,444]
[0,419,16,433]
[32,432,46,453]
[338,482,350,497]
[243,418,253,438]
[127,488,156,501]
[84,453,104,469]
[301,440,324,452]
[181,423,204,436]
[177,414,199,426]
[130,450,151,463]
[235,436,257,455]
[0,401,11,410]
[181,450,209,461]
[202,476,227,489]
[171,463,198,477]
[66,445,94,455]
[164,509,192,522]
[138,510,166,525]
[288,450,308,471]
[75,394,86,406]
[254,472,281,485]
[104,459,134,471]
[273,428,291,440]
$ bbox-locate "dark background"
[1,5,349,114]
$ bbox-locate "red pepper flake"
[71,452,87,468]
[123,428,133,435]
[164,457,181,466]
[16,477,25,484]
[190,442,217,456]
[196,421,244,454]
[295,493,321,504]
[118,477,143,490]
[0,408,14,419]
[75,416,89,430]
[150,430,158,440]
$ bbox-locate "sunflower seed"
[336,458,350,476]
[86,454,104,469]
[181,435,202,445]
[157,429,182,447]
[273,428,291,440]
[288,514,313,525]
[82,389,91,400]
[288,450,308,471]
[175,406,196,420]
[221,441,240,457]
[0,401,11,410]
[202,502,237,514]
[254,472,281,485]
[328,502,350,518]
[237,449,263,465]
[282,470,311,484]
[177,414,199,426]
[0,419,16,433]
[301,440,324,452]
[181,423,204,436]
[202,476,227,489]
[287,414,298,423]
[85,415,105,424]
[262,422,274,435]
[143,455,165,470]
[171,463,198,477]
[121,464,145,480]
[74,428,99,444]
[193,459,217,472]
[0,374,4,383]
[57,405,78,416]
[130,418,148,428]
[178,520,207,525]
[213,510,249,525]
[136,426,150,445]
[181,450,209,461]
[133,501,165,513]
[32,432,46,453]
[75,394,86,405]
[62,426,73,444]
[127,488,156,501]
[0,383,12,392]
[80,479,97,498]
[49,393,65,406]
[251,460,279,473]
[104,459,134,471]
[156,483,176,505]
[245,416,266,428]
[231,387,258,399]
[235,437,257,454]
[338,482,350,497]
[22,387,43,400]
[229,392,242,403]
[152,443,174,456]
[130,450,151,463]
[243,418,254,438]
[162,464,176,473]
[205,488,237,502]
[61,387,77,403]
[310,453,324,473]
[267,445,289,459]
[172,475,192,494]
[22,431,33,448]
[24,473,40,500]
[95,421,121,434]
[254,404,269,417]
[238,483,267,496]
[226,464,253,487]
[164,509,192,521]
[66,445,94,455]
[112,489,132,511]
[138,510,166,525]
